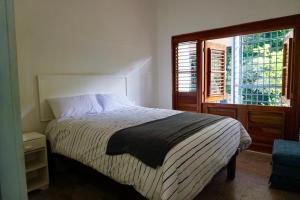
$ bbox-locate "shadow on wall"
[20,56,155,133]
[117,56,153,106]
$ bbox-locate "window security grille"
[239,30,291,106]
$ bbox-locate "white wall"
[156,0,300,109]
[14,0,156,132]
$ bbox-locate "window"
[172,14,300,150]
[175,41,198,92]
[205,42,226,102]
[205,29,293,106]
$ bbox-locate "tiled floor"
[29,151,300,200]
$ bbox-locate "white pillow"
[96,94,134,112]
[47,94,103,119]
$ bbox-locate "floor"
[29,151,300,200]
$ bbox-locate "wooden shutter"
[173,40,198,111]
[282,31,293,100]
[205,42,226,102]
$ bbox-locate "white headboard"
[38,74,127,121]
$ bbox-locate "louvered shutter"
[173,40,198,111]
[282,31,293,99]
[205,42,226,102]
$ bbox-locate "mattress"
[46,106,251,200]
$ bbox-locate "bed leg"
[227,149,239,180]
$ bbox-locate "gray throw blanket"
[106,112,226,168]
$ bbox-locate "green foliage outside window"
[226,47,232,96]
[240,29,290,106]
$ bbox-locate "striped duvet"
[46,106,251,200]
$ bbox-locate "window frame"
[172,14,300,140]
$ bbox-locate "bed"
[39,75,251,200]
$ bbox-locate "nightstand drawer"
[24,138,45,153]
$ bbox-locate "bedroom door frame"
[0,0,28,199]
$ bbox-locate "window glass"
[206,29,292,106]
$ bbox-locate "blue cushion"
[272,139,300,167]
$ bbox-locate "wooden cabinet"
[23,132,49,192]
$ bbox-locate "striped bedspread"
[46,106,251,200]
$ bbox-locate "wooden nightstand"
[23,132,49,192]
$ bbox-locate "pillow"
[47,94,103,119]
[96,94,134,112]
